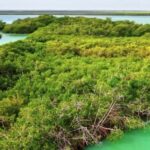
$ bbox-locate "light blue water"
[0,15,38,23]
[0,32,27,45]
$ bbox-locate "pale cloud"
[0,0,149,10]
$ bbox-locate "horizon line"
[0,10,150,11]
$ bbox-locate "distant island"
[0,10,150,15]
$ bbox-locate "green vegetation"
[3,16,150,37]
[107,129,124,141]
[0,20,5,30]
[0,20,5,39]
[3,15,55,33]
[0,16,150,150]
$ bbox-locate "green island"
[0,15,150,150]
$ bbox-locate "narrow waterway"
[0,32,27,45]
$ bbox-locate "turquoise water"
[0,32,27,45]
[86,128,150,150]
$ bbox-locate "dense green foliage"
[0,20,5,30]
[3,15,55,33]
[0,16,150,150]
[0,20,5,39]
[3,15,150,37]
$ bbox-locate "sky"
[0,0,150,10]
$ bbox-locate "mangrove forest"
[0,15,150,150]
